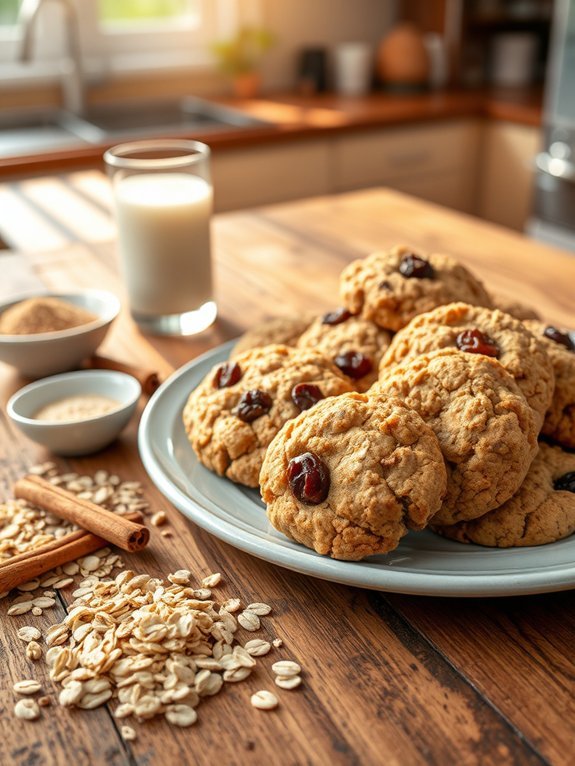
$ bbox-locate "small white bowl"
[0,289,120,378]
[7,370,141,456]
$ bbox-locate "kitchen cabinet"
[331,120,481,213]
[212,121,482,215]
[478,121,541,231]
[211,141,331,212]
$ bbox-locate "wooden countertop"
[0,87,543,180]
[1,178,574,766]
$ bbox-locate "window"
[0,0,243,77]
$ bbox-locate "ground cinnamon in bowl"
[0,297,97,335]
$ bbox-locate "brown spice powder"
[0,297,97,335]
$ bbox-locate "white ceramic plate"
[139,341,575,597]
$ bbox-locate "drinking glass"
[104,139,217,336]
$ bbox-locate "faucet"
[18,0,85,115]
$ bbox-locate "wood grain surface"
[0,176,574,766]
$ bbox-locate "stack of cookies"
[183,244,575,561]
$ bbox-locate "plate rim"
[138,341,575,597]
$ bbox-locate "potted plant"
[212,26,276,99]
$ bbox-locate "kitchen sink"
[0,110,86,156]
[0,98,269,158]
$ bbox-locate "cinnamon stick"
[84,354,160,396]
[14,475,150,553]
[0,511,143,593]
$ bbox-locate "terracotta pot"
[232,71,261,99]
[377,22,430,88]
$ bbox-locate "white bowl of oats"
[7,370,141,455]
[0,289,120,378]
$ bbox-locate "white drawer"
[332,120,480,192]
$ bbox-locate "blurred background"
[0,0,574,249]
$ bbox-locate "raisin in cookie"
[297,308,392,392]
[183,345,353,488]
[374,348,538,525]
[432,443,575,547]
[524,321,575,449]
[232,315,313,358]
[380,303,554,431]
[260,392,447,561]
[339,245,492,331]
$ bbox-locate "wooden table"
[1,176,574,766]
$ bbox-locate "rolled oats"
[13,679,42,695]
[201,572,221,588]
[26,641,42,661]
[275,675,302,690]
[17,626,41,643]
[121,725,137,741]
[244,639,272,657]
[250,690,278,710]
[238,611,260,632]
[245,602,272,616]
[165,704,197,727]
[150,511,167,527]
[272,660,301,678]
[14,698,40,720]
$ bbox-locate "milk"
[114,173,213,317]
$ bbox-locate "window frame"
[0,0,247,82]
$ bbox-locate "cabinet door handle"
[387,151,430,168]
[535,152,575,183]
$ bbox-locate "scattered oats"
[8,602,33,616]
[150,511,167,527]
[272,660,301,678]
[92,486,112,505]
[32,597,56,609]
[77,555,100,572]
[168,569,191,585]
[26,641,42,661]
[233,646,257,668]
[165,705,198,727]
[245,602,272,616]
[114,703,134,719]
[161,530,172,538]
[121,725,137,741]
[223,666,252,683]
[13,679,42,695]
[38,696,51,707]
[14,698,40,720]
[30,462,56,475]
[40,575,60,588]
[221,598,241,613]
[31,607,43,617]
[43,591,55,598]
[0,591,9,599]
[17,626,41,643]
[78,689,113,709]
[201,572,221,588]
[244,639,272,657]
[275,675,302,690]
[52,578,74,589]
[238,611,260,632]
[62,562,80,576]
[59,682,84,707]
[18,579,40,592]
[272,638,283,649]
[251,690,278,711]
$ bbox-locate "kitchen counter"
[0,178,574,766]
[0,87,543,180]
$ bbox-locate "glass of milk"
[104,140,217,336]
